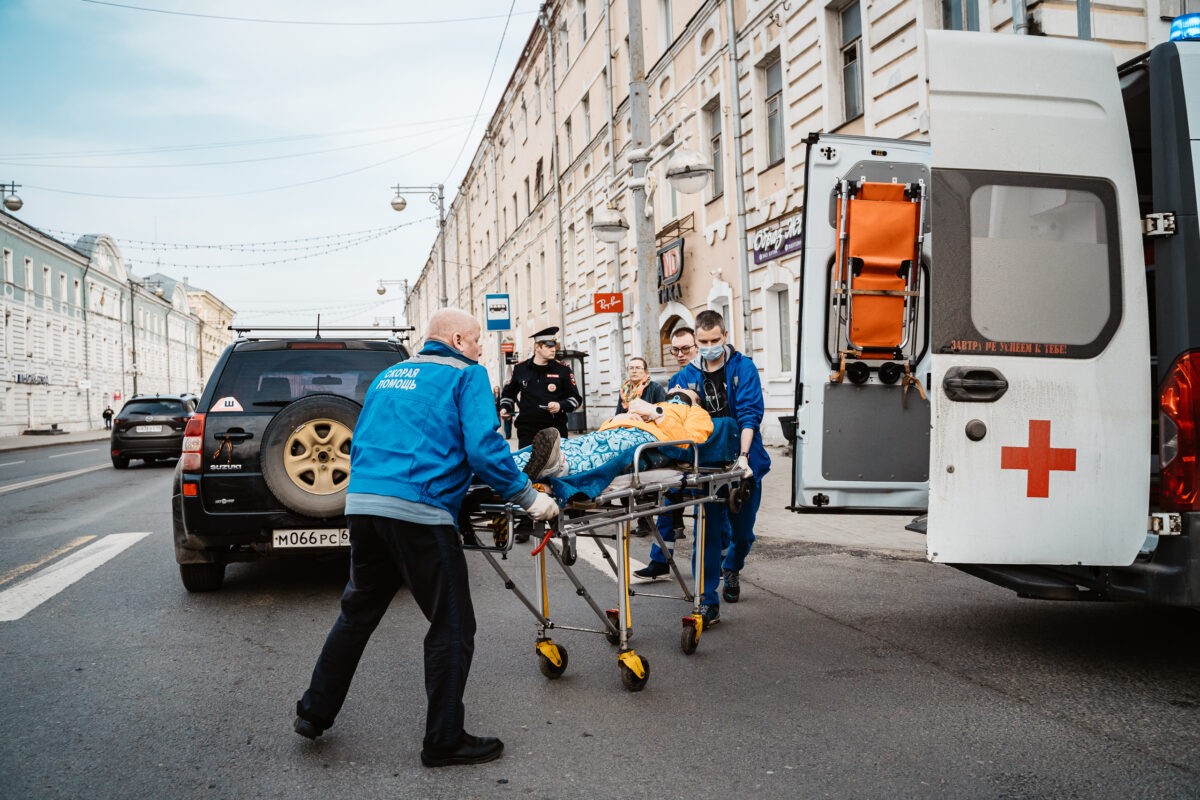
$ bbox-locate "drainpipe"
[603,0,628,379]
[540,4,569,339]
[81,261,93,428]
[725,0,754,353]
[1011,0,1028,33]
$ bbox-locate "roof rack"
[228,324,415,341]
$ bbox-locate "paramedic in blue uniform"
[498,326,583,448]
[670,309,769,626]
[293,308,560,768]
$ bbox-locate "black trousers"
[515,419,568,448]
[297,515,476,751]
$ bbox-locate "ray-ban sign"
[593,293,624,314]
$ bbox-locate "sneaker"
[633,560,670,580]
[722,569,741,603]
[698,603,721,627]
[523,428,562,479]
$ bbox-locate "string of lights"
[40,223,408,251]
[0,123,472,170]
[120,216,433,269]
[3,115,479,161]
[80,0,538,27]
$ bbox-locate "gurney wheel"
[604,609,621,646]
[619,656,649,692]
[680,624,699,655]
[537,645,569,680]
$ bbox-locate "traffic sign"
[485,294,511,331]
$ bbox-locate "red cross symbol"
[1000,419,1077,498]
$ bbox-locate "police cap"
[532,326,560,345]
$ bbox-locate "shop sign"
[752,213,803,264]
[15,374,49,385]
[657,239,684,304]
[593,293,624,313]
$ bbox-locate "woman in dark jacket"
[615,357,666,414]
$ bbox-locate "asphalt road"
[1,441,1198,799]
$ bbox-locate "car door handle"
[216,430,254,442]
[942,367,1009,403]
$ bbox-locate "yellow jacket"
[598,402,713,444]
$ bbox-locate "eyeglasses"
[669,345,696,356]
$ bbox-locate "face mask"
[699,344,724,361]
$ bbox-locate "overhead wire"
[79,0,538,27]
[441,0,520,184]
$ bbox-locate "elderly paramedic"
[515,388,712,480]
[669,309,770,626]
[294,307,559,769]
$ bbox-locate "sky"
[0,0,543,328]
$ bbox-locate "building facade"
[404,0,1177,442]
[0,210,234,435]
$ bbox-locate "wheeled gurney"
[460,436,751,692]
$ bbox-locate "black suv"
[111,395,195,468]
[171,332,409,592]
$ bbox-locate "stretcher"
[460,438,751,692]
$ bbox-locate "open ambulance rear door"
[924,31,1150,565]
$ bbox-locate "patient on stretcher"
[513,388,712,480]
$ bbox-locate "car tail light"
[1160,351,1200,510]
[181,413,206,473]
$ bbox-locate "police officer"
[498,326,583,448]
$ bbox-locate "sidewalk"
[0,429,111,453]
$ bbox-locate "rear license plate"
[273,529,350,549]
[135,425,163,433]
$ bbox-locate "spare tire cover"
[260,394,361,519]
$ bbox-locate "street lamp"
[390,184,447,309]
[1,181,23,212]
[589,0,714,365]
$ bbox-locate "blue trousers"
[694,479,763,605]
[648,496,730,564]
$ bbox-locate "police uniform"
[499,327,582,448]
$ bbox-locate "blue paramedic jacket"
[346,340,536,520]
[669,345,772,479]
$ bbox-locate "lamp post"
[1,181,23,212]
[390,184,447,309]
[591,0,714,366]
[376,279,410,324]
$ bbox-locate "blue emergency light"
[1170,13,1200,41]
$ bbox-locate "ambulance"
[789,27,1200,605]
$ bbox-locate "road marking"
[0,464,110,495]
[0,460,26,467]
[48,448,101,459]
[0,532,151,622]
[0,535,96,589]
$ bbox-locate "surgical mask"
[699,344,724,361]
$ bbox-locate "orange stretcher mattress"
[835,182,919,352]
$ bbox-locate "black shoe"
[420,733,504,768]
[722,568,741,603]
[523,428,561,479]
[633,560,670,580]
[672,525,686,542]
[293,715,325,740]
[633,517,654,538]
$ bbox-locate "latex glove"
[525,491,560,521]
[736,455,753,478]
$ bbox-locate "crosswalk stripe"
[0,532,151,622]
[0,535,96,588]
